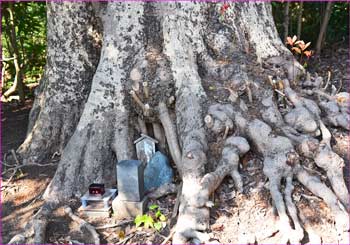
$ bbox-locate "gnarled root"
[296,166,350,243]
[158,101,182,175]
[263,84,350,212]
[282,79,321,135]
[315,122,350,211]
[8,202,56,244]
[205,104,235,136]
[259,90,349,242]
[247,119,304,243]
[174,137,250,244]
[64,206,100,244]
[305,79,350,130]
[201,136,250,194]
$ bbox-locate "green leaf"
[143,215,154,229]
[134,214,144,227]
[159,214,167,222]
[154,222,162,231]
[155,210,162,218]
[149,204,159,211]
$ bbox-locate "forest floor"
[1,46,350,244]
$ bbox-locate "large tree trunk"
[16,1,102,165]
[11,1,349,244]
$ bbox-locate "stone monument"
[112,160,147,219]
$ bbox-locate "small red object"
[221,3,230,14]
[89,183,105,195]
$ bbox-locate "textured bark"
[16,1,101,164]
[297,2,304,38]
[316,2,333,54]
[13,1,349,244]
[283,2,290,42]
[223,1,291,61]
[44,1,145,201]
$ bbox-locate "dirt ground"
[1,46,350,244]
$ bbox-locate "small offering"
[89,183,105,195]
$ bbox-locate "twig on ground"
[11,149,21,165]
[3,162,57,175]
[95,220,133,230]
[323,71,331,90]
[161,229,176,244]
[116,233,134,245]
[171,182,183,220]
[301,193,322,201]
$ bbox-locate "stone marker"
[117,160,145,201]
[112,195,148,219]
[113,159,147,219]
[144,151,173,191]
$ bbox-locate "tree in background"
[1,1,46,102]
[272,1,349,53]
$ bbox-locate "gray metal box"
[117,160,144,202]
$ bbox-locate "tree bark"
[11,1,349,244]
[316,2,333,54]
[16,1,102,165]
[283,2,290,42]
[297,2,304,38]
[43,1,145,201]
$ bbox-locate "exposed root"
[205,104,234,135]
[158,101,182,175]
[225,96,349,243]
[64,206,100,244]
[296,166,350,242]
[152,122,167,152]
[265,56,305,81]
[315,122,350,211]
[282,79,320,135]
[262,82,350,212]
[287,118,350,212]
[137,117,148,135]
[8,202,56,244]
[301,74,349,131]
[201,136,250,193]
[319,92,350,130]
[284,176,304,242]
[246,119,304,243]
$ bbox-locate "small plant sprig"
[219,2,232,22]
[286,35,313,67]
[134,204,167,231]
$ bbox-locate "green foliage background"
[272,2,349,47]
[1,1,46,92]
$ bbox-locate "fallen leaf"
[117,230,125,239]
[211,223,224,231]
